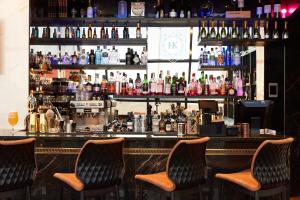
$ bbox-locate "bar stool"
[135,137,209,200]
[54,138,125,200]
[215,138,294,200]
[0,138,37,200]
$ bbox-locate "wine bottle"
[274,0,281,18]
[265,20,270,39]
[242,21,250,39]
[282,21,289,39]
[221,21,227,39]
[231,21,238,39]
[200,21,207,39]
[256,0,263,19]
[210,21,216,39]
[100,24,105,38]
[253,20,261,39]
[264,0,272,19]
[273,21,279,39]
[88,24,92,39]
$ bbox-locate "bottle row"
[30,70,245,98]
[198,20,289,40]
[200,46,241,67]
[30,47,148,69]
[30,23,142,39]
[43,0,284,20]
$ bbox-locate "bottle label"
[166,124,172,132]
[257,7,263,15]
[178,84,185,94]
[264,5,271,14]
[93,86,100,92]
[274,4,281,12]
[165,84,171,95]
[150,83,156,93]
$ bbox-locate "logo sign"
[160,28,189,61]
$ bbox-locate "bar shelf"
[30,38,147,46]
[199,65,245,71]
[198,38,285,46]
[49,64,147,70]
[30,17,284,27]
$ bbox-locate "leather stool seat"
[135,172,175,192]
[54,173,84,192]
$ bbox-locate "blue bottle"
[95,46,102,65]
[118,0,128,18]
[226,47,231,66]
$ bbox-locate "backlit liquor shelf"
[198,38,288,46]
[30,17,285,27]
[49,64,147,70]
[29,38,147,46]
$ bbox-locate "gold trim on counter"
[35,147,256,156]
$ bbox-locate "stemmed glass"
[8,112,19,132]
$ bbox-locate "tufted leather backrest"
[75,138,125,190]
[0,138,37,192]
[251,138,294,189]
[166,137,209,190]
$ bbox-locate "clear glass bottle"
[156,71,164,95]
[149,73,157,95]
[101,46,110,64]
[140,47,148,65]
[79,49,86,65]
[95,46,102,64]
[164,70,172,95]
[87,0,94,18]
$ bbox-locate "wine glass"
[8,112,19,132]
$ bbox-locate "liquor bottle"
[142,74,149,95]
[253,20,261,39]
[274,0,281,18]
[88,24,92,39]
[216,21,221,39]
[115,28,119,39]
[202,46,209,66]
[121,73,128,95]
[79,49,87,65]
[265,20,270,39]
[127,78,134,95]
[93,73,101,97]
[225,46,231,66]
[159,113,166,133]
[126,48,132,65]
[65,26,70,38]
[238,0,244,11]
[220,21,227,39]
[87,0,93,18]
[264,0,272,19]
[108,72,116,94]
[210,21,216,39]
[273,21,279,39]
[123,25,129,38]
[217,47,224,66]
[236,72,244,97]
[115,72,121,95]
[89,50,95,64]
[243,21,250,39]
[76,26,81,38]
[135,73,142,95]
[53,29,57,38]
[95,46,102,64]
[118,0,128,18]
[72,51,78,64]
[165,70,172,95]
[204,75,209,95]
[177,72,186,95]
[283,21,289,39]
[127,112,133,132]
[71,28,76,38]
[34,26,39,38]
[46,26,51,39]
[199,0,213,17]
[132,52,141,65]
[231,21,238,39]
[233,46,241,66]
[100,24,105,38]
[93,28,97,38]
[179,0,185,18]
[169,0,177,18]
[200,21,207,39]
[101,75,108,94]
[155,0,161,18]
[105,28,109,38]
[172,73,178,95]
[209,48,215,66]
[256,0,263,19]
[149,73,157,95]
[82,28,86,38]
[220,75,226,95]
[141,47,148,65]
[186,0,192,18]
[31,28,36,38]
[165,115,172,132]
[101,46,109,64]
[156,71,164,95]
[136,22,142,39]
[189,73,197,96]
[111,24,116,39]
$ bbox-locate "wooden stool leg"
[115,185,120,200]
[219,180,224,200]
[171,192,175,200]
[255,192,259,200]
[26,186,31,200]
[80,191,85,200]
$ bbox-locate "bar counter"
[0,131,285,200]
